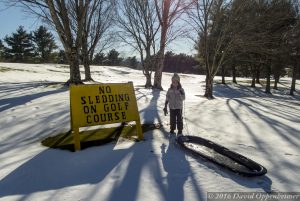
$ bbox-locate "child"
[163,73,185,134]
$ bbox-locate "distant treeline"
[1,26,299,79]
[0,26,138,69]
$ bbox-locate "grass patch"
[59,65,69,68]
[0,66,38,73]
[45,82,67,89]
[0,67,12,72]
[48,69,69,73]
[41,123,162,151]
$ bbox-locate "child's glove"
[179,88,184,95]
[163,107,168,116]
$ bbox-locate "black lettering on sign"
[103,103,124,112]
[125,102,129,110]
[118,94,124,101]
[115,112,120,120]
[88,96,93,104]
[104,104,109,112]
[87,115,92,123]
[91,105,97,113]
[81,96,86,104]
[99,86,112,94]
[95,95,100,103]
[83,106,89,114]
[100,114,106,122]
[94,114,99,123]
[102,95,107,103]
[117,103,123,110]
[111,103,116,111]
[83,105,97,114]
[125,94,130,101]
[122,112,126,120]
[107,113,113,121]
[108,95,114,102]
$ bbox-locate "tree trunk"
[83,58,92,81]
[221,66,226,84]
[290,62,297,96]
[232,64,237,84]
[82,52,92,81]
[67,48,82,85]
[153,0,169,90]
[256,65,261,84]
[265,65,271,94]
[251,65,256,88]
[273,76,279,90]
[204,73,214,99]
[143,51,153,88]
[273,63,280,90]
[153,50,165,90]
[82,39,93,81]
[145,73,152,88]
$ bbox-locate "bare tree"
[189,0,245,98]
[5,0,90,84]
[153,0,193,90]
[117,0,160,88]
[81,0,116,81]
[289,0,300,96]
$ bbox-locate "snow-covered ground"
[0,63,299,201]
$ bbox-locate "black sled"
[176,135,267,177]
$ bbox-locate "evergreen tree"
[106,49,122,66]
[0,39,4,61]
[123,56,138,69]
[57,50,67,64]
[164,51,199,74]
[128,56,138,69]
[32,26,57,63]
[4,26,35,62]
[92,52,106,65]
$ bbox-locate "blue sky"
[0,3,42,39]
[0,2,196,57]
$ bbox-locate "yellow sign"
[70,82,143,150]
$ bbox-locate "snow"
[0,62,300,201]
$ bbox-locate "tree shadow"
[0,143,150,199]
[0,81,67,112]
[226,98,300,191]
[214,84,269,99]
[213,84,300,191]
[214,83,300,101]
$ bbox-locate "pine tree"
[32,26,57,63]
[57,50,67,64]
[92,52,106,65]
[106,49,122,66]
[4,26,35,62]
[0,39,4,61]
[128,56,138,69]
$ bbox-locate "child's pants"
[170,109,183,132]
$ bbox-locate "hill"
[0,63,300,201]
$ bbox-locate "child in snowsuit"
[163,73,185,134]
